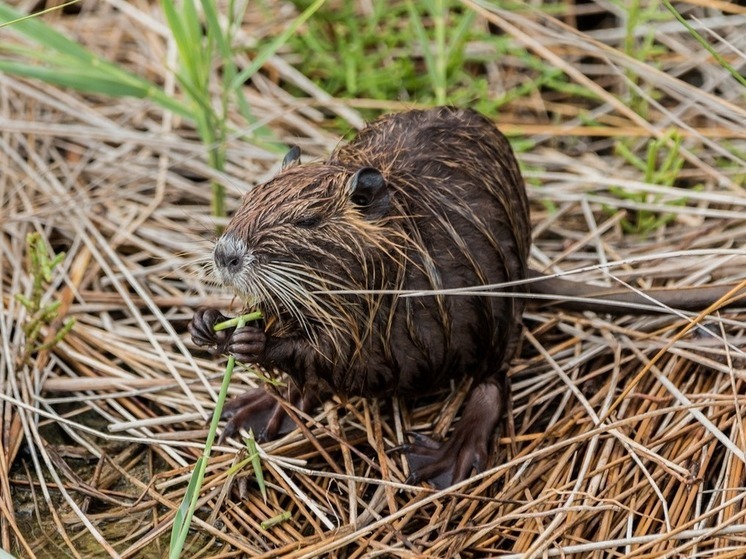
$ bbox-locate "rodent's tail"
[524,269,746,315]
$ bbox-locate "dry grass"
[2,1,746,557]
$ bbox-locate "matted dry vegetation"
[2,1,746,557]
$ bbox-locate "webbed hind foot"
[219,384,313,443]
[402,380,504,489]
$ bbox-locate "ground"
[1,1,746,557]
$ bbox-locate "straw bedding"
[2,1,746,557]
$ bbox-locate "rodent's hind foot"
[402,430,490,489]
[401,433,466,489]
[218,384,312,443]
[401,380,505,489]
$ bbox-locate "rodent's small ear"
[281,145,301,170]
[347,167,389,220]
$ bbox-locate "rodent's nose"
[214,243,244,274]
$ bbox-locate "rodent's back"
[330,107,532,393]
[333,106,531,291]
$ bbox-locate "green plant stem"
[213,311,263,331]
[260,511,291,530]
[169,310,262,557]
[169,333,241,558]
[662,0,746,88]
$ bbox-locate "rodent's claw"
[402,431,442,451]
[227,325,266,363]
[403,429,490,489]
[402,381,503,489]
[188,308,265,360]
[218,385,311,444]
[218,388,277,443]
[188,308,231,352]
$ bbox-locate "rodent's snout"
[213,235,248,276]
[214,244,243,274]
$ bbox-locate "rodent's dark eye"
[350,194,369,207]
[294,215,322,228]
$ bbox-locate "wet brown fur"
[217,107,529,398]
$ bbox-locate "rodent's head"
[212,149,395,334]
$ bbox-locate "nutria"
[188,107,744,488]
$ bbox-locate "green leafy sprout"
[14,233,75,360]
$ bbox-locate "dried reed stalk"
[1,1,745,557]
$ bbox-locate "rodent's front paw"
[228,325,266,363]
[188,308,231,354]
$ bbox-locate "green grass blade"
[170,455,206,551]
[0,2,192,119]
[161,0,205,90]
[432,0,447,105]
[0,0,78,28]
[245,434,267,504]
[445,9,474,70]
[406,1,439,101]
[0,60,145,96]
[662,0,746,89]
[0,3,96,62]
[231,0,327,89]
[201,0,232,61]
